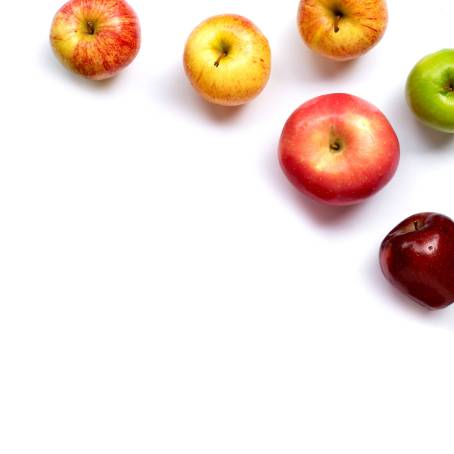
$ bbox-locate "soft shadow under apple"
[274,22,358,84]
[157,64,245,124]
[367,252,454,333]
[385,88,454,153]
[265,139,363,227]
[43,43,121,91]
[365,253,432,318]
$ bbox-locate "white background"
[1,0,454,452]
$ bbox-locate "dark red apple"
[278,93,400,205]
[380,213,454,310]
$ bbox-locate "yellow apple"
[297,0,388,61]
[183,14,271,106]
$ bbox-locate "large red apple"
[50,0,141,80]
[380,213,454,310]
[278,94,400,206]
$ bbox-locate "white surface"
[1,0,454,452]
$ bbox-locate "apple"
[406,49,454,133]
[278,94,400,206]
[50,0,141,80]
[380,213,454,310]
[183,14,271,106]
[297,0,388,61]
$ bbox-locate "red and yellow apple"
[50,0,141,80]
[278,93,399,206]
[183,14,271,106]
[297,0,388,61]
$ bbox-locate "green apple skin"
[406,49,454,133]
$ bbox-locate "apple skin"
[183,14,271,106]
[50,0,141,80]
[297,0,388,61]
[278,94,400,206]
[380,213,454,310]
[406,50,454,133]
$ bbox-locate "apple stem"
[87,21,96,35]
[334,14,342,33]
[413,221,420,231]
[214,52,227,68]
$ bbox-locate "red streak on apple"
[279,93,399,205]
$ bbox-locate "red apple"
[278,94,400,206]
[380,213,454,310]
[50,0,141,80]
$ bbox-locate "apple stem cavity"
[333,11,344,33]
[86,21,96,35]
[329,128,343,153]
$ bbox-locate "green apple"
[406,49,454,133]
